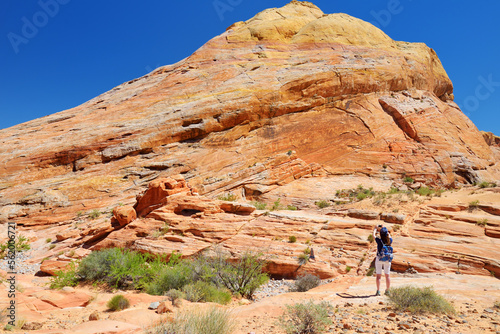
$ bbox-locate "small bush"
[286,205,298,210]
[107,294,130,311]
[315,200,330,209]
[388,285,455,314]
[416,187,433,197]
[89,209,101,219]
[278,300,333,334]
[403,176,414,183]
[297,253,309,265]
[476,218,488,227]
[289,235,297,243]
[468,200,480,212]
[146,262,193,295]
[251,201,267,210]
[388,187,400,194]
[291,274,321,292]
[0,235,31,259]
[479,181,496,188]
[46,238,52,243]
[50,262,79,289]
[165,289,185,307]
[148,307,236,334]
[272,198,283,211]
[193,250,269,299]
[357,192,368,201]
[367,234,374,243]
[345,266,352,273]
[366,267,375,276]
[217,193,237,202]
[182,281,231,305]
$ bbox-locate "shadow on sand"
[336,292,376,299]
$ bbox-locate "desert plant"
[147,307,236,334]
[50,261,79,289]
[297,253,309,265]
[286,205,298,210]
[272,198,283,211]
[388,285,455,314]
[357,192,368,201]
[165,289,185,307]
[366,267,375,276]
[291,274,321,292]
[468,200,480,212]
[278,300,333,334]
[181,281,231,305]
[192,250,269,299]
[345,266,352,273]
[416,187,433,197]
[107,294,130,311]
[46,238,52,243]
[146,262,193,295]
[479,181,496,188]
[476,218,488,227]
[315,200,331,209]
[251,201,267,210]
[0,235,30,258]
[289,235,297,243]
[367,234,374,243]
[217,193,237,201]
[89,209,101,219]
[403,176,414,183]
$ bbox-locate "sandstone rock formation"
[0,0,499,283]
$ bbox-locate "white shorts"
[375,257,391,275]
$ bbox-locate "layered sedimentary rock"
[0,1,499,279]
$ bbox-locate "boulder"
[219,201,256,215]
[40,260,73,276]
[380,213,406,224]
[113,205,137,226]
[347,209,379,220]
[156,301,173,314]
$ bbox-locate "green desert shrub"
[278,300,333,334]
[291,274,321,292]
[165,289,186,307]
[107,294,130,311]
[315,200,331,209]
[192,250,268,299]
[89,209,101,219]
[147,307,236,334]
[289,235,297,243]
[251,201,267,210]
[297,253,309,266]
[181,281,231,305]
[468,200,480,212]
[367,234,374,243]
[50,261,79,289]
[0,235,30,258]
[366,267,375,276]
[77,248,152,289]
[403,176,414,183]
[146,262,193,295]
[388,285,455,314]
[217,193,237,201]
[286,205,298,210]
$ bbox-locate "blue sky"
[1,0,499,134]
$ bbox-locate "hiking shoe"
[384,290,390,296]
[375,290,381,296]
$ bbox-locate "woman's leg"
[375,258,382,293]
[385,274,390,290]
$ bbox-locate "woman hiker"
[373,225,393,296]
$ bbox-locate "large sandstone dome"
[1,0,499,225]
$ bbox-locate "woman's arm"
[373,227,377,240]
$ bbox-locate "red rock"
[219,201,256,215]
[113,205,137,226]
[40,260,73,276]
[56,229,80,241]
[156,301,173,314]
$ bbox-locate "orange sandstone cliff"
[0,1,499,279]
